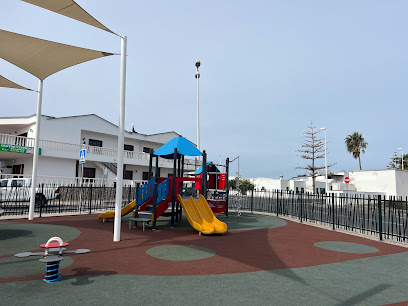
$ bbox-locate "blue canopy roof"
[194,161,220,175]
[154,137,202,159]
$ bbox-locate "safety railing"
[229,190,408,243]
[137,177,155,205]
[157,178,170,203]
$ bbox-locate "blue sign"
[79,149,86,164]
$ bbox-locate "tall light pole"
[195,60,201,152]
[320,127,328,194]
[398,148,404,170]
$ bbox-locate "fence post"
[332,193,335,230]
[378,195,383,241]
[251,189,254,212]
[89,185,93,214]
[152,182,158,230]
[58,186,61,214]
[276,190,279,216]
[300,191,302,223]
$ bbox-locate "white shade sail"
[0,75,33,91]
[0,29,114,80]
[22,0,115,34]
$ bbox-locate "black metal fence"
[0,183,137,217]
[229,190,408,243]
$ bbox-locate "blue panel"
[157,178,170,203]
[137,177,156,205]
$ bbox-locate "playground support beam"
[225,157,229,218]
[113,35,127,242]
[202,150,207,198]
[152,156,159,230]
[28,79,43,221]
[148,148,153,180]
[171,148,177,227]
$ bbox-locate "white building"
[349,169,408,198]
[250,168,408,198]
[0,114,197,184]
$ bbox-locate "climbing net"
[234,176,242,217]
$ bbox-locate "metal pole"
[399,148,404,170]
[80,162,84,213]
[195,60,201,152]
[202,150,207,198]
[321,127,328,193]
[148,148,153,180]
[152,156,159,230]
[225,158,229,218]
[325,129,328,193]
[28,79,43,221]
[171,148,177,227]
[113,35,127,242]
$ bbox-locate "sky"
[1,0,407,179]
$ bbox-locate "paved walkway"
[1,212,407,305]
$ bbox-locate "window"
[12,164,24,175]
[124,170,133,180]
[124,144,134,151]
[142,171,149,180]
[83,167,96,178]
[143,147,151,153]
[301,187,304,193]
[89,139,102,147]
[296,187,299,193]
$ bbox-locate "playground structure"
[98,136,232,234]
[14,236,90,283]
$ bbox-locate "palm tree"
[345,132,367,170]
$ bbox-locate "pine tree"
[387,151,399,169]
[293,123,334,193]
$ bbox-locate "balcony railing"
[0,133,200,168]
[0,133,35,149]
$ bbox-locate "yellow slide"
[194,195,227,234]
[177,195,227,234]
[98,200,136,220]
[177,195,214,234]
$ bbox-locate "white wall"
[253,178,283,191]
[350,170,397,197]
[394,170,408,198]
[37,157,76,177]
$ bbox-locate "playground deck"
[1,212,408,305]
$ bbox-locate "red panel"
[207,200,226,213]
[218,174,226,190]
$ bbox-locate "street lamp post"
[320,127,328,194]
[195,60,201,152]
[398,148,404,170]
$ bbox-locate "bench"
[128,217,151,231]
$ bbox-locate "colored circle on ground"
[314,241,379,254]
[0,255,74,278]
[146,245,216,261]
[0,223,80,256]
